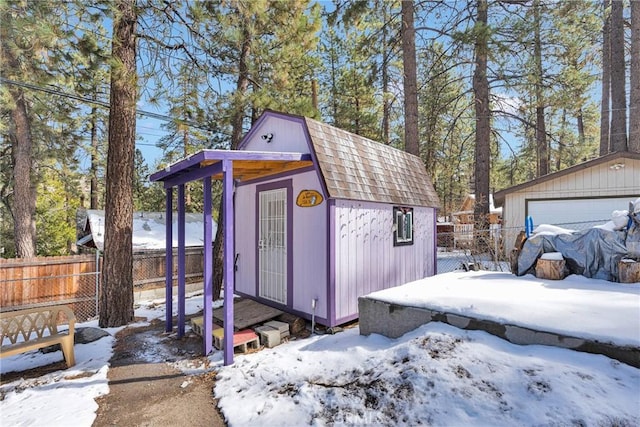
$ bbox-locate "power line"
[0,77,217,133]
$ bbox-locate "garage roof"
[493,151,640,207]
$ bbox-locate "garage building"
[494,151,640,253]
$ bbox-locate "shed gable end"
[240,114,311,154]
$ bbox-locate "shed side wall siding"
[241,115,309,154]
[502,159,640,251]
[333,200,435,321]
[235,184,256,296]
[234,170,328,318]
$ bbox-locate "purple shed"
[151,110,440,364]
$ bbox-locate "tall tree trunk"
[330,36,338,125]
[576,107,585,146]
[100,0,137,327]
[183,129,192,209]
[600,0,611,155]
[382,4,390,145]
[630,0,640,152]
[401,0,420,157]
[610,0,627,152]
[311,79,318,111]
[212,20,251,300]
[473,0,491,242]
[2,35,37,258]
[9,87,37,258]
[534,0,548,176]
[90,101,99,210]
[557,109,567,171]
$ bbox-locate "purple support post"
[177,184,186,337]
[433,208,438,276]
[223,159,235,366]
[165,187,173,333]
[203,177,213,355]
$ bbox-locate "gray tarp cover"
[517,228,630,281]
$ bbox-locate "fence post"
[95,250,100,319]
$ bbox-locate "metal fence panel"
[436,218,611,275]
[0,247,206,322]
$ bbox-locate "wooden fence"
[0,255,99,321]
[0,248,205,322]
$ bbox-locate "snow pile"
[531,224,575,235]
[368,271,639,346]
[611,210,630,230]
[215,323,640,426]
[0,329,115,426]
[539,251,563,261]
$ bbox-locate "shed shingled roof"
[303,116,440,208]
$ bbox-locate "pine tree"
[609,0,627,152]
[418,41,474,219]
[320,2,395,142]
[401,0,419,157]
[100,0,137,328]
[473,0,491,236]
[600,0,611,155]
[1,0,89,257]
[630,0,640,152]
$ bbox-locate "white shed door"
[258,188,287,304]
[527,197,635,227]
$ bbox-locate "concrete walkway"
[93,319,226,426]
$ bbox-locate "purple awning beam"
[162,162,221,190]
[150,151,208,183]
[177,184,186,338]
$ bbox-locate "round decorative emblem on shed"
[296,190,323,207]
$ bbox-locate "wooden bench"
[1,305,76,368]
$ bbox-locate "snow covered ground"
[1,273,639,426]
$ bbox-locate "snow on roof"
[81,210,215,251]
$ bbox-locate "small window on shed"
[393,207,413,246]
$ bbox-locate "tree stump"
[510,231,527,274]
[276,312,307,335]
[535,253,566,280]
[618,259,640,284]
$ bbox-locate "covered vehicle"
[517,198,640,282]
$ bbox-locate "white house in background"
[494,151,640,252]
[77,209,215,252]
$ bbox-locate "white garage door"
[527,196,638,228]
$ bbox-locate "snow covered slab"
[359,271,640,367]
